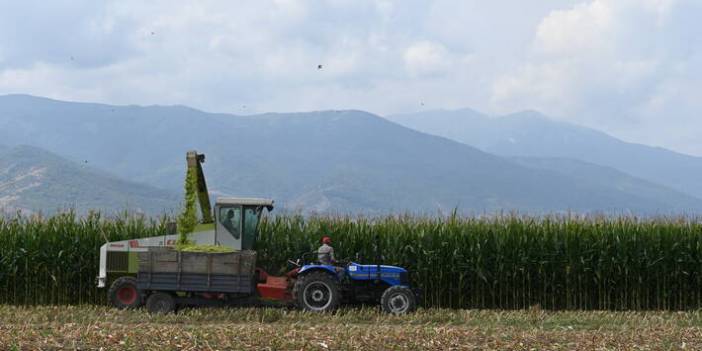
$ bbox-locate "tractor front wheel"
[108,276,143,309]
[293,272,340,312]
[146,292,176,314]
[381,286,416,315]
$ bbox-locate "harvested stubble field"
[1,306,701,350]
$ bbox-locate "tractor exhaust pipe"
[375,233,381,283]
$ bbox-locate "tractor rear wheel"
[108,276,143,309]
[381,286,416,315]
[293,271,340,312]
[146,292,176,314]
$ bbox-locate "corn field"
[2,212,702,310]
[0,212,167,305]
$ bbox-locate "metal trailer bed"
[136,247,257,295]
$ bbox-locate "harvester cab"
[213,198,273,251]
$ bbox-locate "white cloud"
[404,41,452,77]
[0,1,138,69]
[1,0,578,112]
[0,0,700,154]
[492,0,702,154]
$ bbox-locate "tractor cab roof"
[216,197,274,210]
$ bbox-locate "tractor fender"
[297,265,339,279]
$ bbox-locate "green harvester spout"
[186,150,214,224]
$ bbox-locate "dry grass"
[1,306,702,350]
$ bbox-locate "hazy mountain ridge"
[511,156,702,213]
[0,94,700,215]
[0,144,178,215]
[387,109,702,200]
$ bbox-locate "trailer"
[134,248,257,313]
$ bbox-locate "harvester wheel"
[293,271,340,312]
[146,292,176,314]
[380,286,416,315]
[108,276,143,309]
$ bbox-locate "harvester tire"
[293,271,340,312]
[108,276,143,309]
[146,292,176,314]
[381,286,416,315]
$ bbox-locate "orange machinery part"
[256,268,298,301]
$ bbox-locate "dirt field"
[1,306,701,350]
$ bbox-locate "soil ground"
[1,306,700,350]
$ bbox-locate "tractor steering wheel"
[297,251,318,265]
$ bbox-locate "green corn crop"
[256,214,702,310]
[0,211,166,305]
[2,212,702,310]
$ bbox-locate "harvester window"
[219,206,241,240]
[242,207,259,250]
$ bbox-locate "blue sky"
[0,0,700,155]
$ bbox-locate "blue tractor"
[288,253,418,314]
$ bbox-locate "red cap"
[321,236,332,244]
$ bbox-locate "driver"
[317,236,336,265]
[222,209,240,239]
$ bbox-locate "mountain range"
[0,144,177,215]
[0,94,700,215]
[387,109,702,200]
